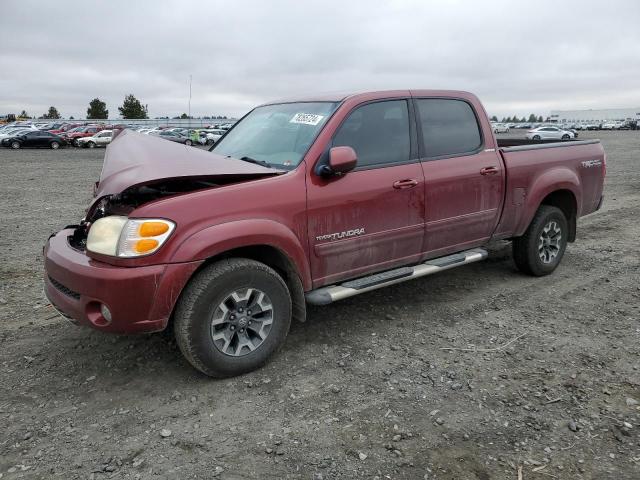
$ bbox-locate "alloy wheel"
[210,288,274,357]
[538,220,562,264]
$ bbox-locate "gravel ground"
[1,131,639,479]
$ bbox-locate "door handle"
[480,166,499,175]
[393,179,419,189]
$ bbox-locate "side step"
[305,248,488,305]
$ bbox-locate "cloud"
[1,0,638,119]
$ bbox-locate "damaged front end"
[65,130,283,252]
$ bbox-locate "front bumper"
[44,229,202,334]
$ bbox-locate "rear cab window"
[415,98,482,158]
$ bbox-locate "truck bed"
[491,138,605,241]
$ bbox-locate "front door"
[414,98,504,256]
[306,99,425,287]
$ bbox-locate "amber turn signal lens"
[134,238,159,253]
[139,221,170,237]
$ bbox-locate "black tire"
[185,139,192,146]
[513,205,568,276]
[87,141,96,149]
[561,134,570,140]
[173,258,292,378]
[72,139,79,147]
[50,141,60,149]
[532,135,541,141]
[10,141,20,149]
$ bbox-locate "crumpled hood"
[95,129,279,197]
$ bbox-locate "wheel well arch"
[540,189,577,241]
[186,244,307,323]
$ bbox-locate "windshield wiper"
[238,156,273,168]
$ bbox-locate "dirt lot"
[1,131,639,479]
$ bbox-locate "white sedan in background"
[77,130,113,148]
[526,126,576,141]
[200,128,227,145]
[491,123,510,133]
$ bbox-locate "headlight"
[86,216,175,257]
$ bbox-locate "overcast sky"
[1,0,639,120]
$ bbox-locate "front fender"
[170,219,311,289]
[515,167,581,236]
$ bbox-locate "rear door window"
[332,100,410,168]
[415,99,482,158]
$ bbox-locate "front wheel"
[174,258,292,377]
[532,135,541,140]
[185,139,193,146]
[561,134,570,140]
[87,141,96,149]
[10,141,20,149]
[513,205,568,276]
[50,141,60,149]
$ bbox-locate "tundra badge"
[316,228,365,242]
[581,159,602,168]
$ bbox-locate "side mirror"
[319,146,357,177]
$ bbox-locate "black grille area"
[48,275,80,300]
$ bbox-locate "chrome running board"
[305,248,488,305]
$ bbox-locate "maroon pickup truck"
[44,90,605,377]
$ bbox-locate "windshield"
[212,102,338,169]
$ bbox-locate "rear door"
[306,99,425,287]
[415,97,504,256]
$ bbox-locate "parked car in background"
[77,130,113,148]
[63,125,106,146]
[201,128,227,145]
[491,123,510,134]
[150,130,195,145]
[585,124,600,131]
[601,122,616,130]
[1,130,66,149]
[49,123,81,135]
[0,128,33,140]
[0,123,38,132]
[526,126,576,141]
[40,122,66,131]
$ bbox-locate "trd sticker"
[581,159,602,168]
[316,228,365,242]
[290,113,324,126]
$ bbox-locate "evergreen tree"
[118,94,148,119]
[42,106,61,119]
[87,98,108,119]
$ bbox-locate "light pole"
[188,74,192,119]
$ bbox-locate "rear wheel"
[10,141,20,149]
[174,258,292,377]
[72,139,79,147]
[50,141,60,149]
[185,139,193,146]
[513,205,568,276]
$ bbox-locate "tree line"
[14,94,228,121]
[490,114,546,123]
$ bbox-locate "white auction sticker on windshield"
[290,113,324,126]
